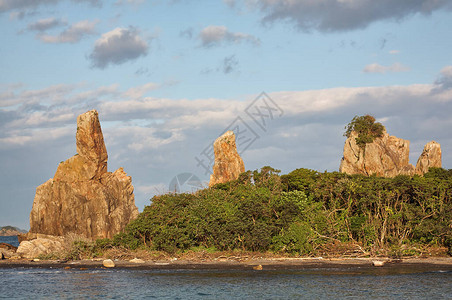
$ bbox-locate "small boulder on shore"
[103,259,115,268]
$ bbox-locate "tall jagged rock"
[28,110,139,240]
[209,131,245,186]
[339,130,415,177]
[415,141,442,175]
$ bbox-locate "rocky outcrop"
[415,141,442,175]
[209,131,245,186]
[0,243,18,259]
[28,110,139,240]
[16,235,64,259]
[339,130,415,177]
[0,226,26,236]
[340,131,442,177]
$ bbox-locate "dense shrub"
[344,114,385,148]
[114,167,452,256]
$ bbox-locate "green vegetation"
[104,166,452,258]
[344,114,385,148]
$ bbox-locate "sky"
[1,0,452,230]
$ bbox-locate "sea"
[0,235,20,247]
[1,236,451,299]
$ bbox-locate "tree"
[344,115,385,148]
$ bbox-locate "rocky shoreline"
[1,257,451,271]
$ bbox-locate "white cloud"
[37,19,98,43]
[199,25,260,48]
[433,65,452,93]
[122,82,163,99]
[0,0,101,14]
[440,65,452,77]
[239,0,452,32]
[0,127,72,149]
[2,69,452,229]
[89,27,149,69]
[363,62,410,73]
[136,183,167,195]
[389,50,400,55]
[115,0,144,5]
[27,17,66,31]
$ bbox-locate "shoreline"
[1,257,451,271]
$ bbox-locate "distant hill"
[0,226,27,236]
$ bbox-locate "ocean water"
[1,236,451,299]
[0,235,19,247]
[0,267,450,299]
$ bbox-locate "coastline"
[1,257,451,271]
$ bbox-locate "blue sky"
[1,0,452,229]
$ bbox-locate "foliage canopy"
[344,114,385,148]
[109,166,452,257]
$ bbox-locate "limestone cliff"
[209,131,245,186]
[415,141,442,175]
[339,130,415,177]
[28,110,139,240]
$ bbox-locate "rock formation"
[28,110,139,240]
[16,235,64,259]
[0,243,18,259]
[0,226,26,236]
[340,130,442,177]
[209,131,245,186]
[339,130,415,177]
[415,141,442,175]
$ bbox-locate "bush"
[112,166,452,256]
[344,115,385,148]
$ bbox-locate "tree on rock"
[344,115,385,149]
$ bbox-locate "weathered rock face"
[0,243,18,259]
[209,131,245,186]
[415,141,442,175]
[339,131,415,177]
[28,110,139,240]
[16,235,64,259]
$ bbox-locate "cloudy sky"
[1,0,452,229]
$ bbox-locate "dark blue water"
[0,236,19,247]
[0,267,450,299]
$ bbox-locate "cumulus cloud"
[0,0,59,13]
[89,27,149,69]
[36,19,98,43]
[115,0,144,5]
[0,0,101,14]
[433,65,452,92]
[242,0,452,32]
[199,25,260,48]
[27,17,66,31]
[2,68,452,228]
[122,82,163,99]
[363,62,410,73]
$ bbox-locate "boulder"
[28,110,139,240]
[372,260,385,267]
[16,235,64,259]
[209,131,245,186]
[415,141,442,175]
[0,248,16,259]
[103,259,115,268]
[340,131,415,177]
[0,243,17,252]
